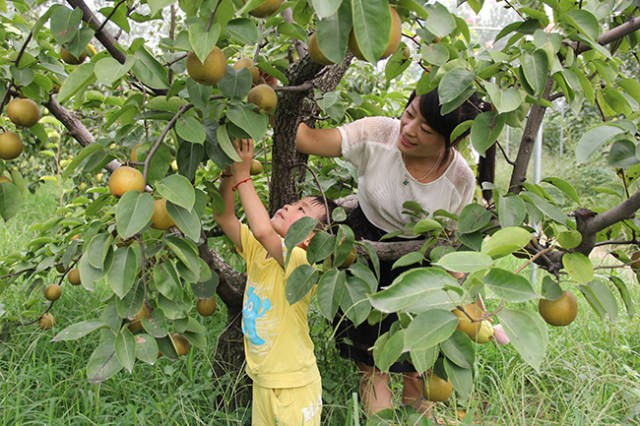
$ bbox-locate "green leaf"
[373,329,405,372]
[85,232,113,270]
[141,309,168,338]
[470,111,505,155]
[165,236,200,275]
[154,262,182,301]
[191,273,219,299]
[484,82,523,114]
[608,139,639,168]
[175,115,206,144]
[87,334,123,383]
[177,140,205,181]
[584,279,617,321]
[413,218,443,234]
[438,68,475,105]
[409,345,438,374]
[481,227,532,259]
[435,251,493,273]
[564,9,599,41]
[350,0,391,62]
[214,123,241,162]
[286,265,318,305]
[226,18,258,45]
[108,246,138,298]
[609,276,634,319]
[188,21,221,63]
[116,191,154,239]
[369,267,458,313]
[440,330,475,368]
[166,201,201,242]
[114,329,136,373]
[78,250,110,291]
[562,252,593,284]
[444,358,473,401]
[521,50,548,95]
[306,232,336,264]
[134,333,159,365]
[317,269,346,320]
[541,276,563,300]
[575,125,626,163]
[521,192,567,225]
[420,42,449,66]
[95,57,134,86]
[497,309,548,372]
[58,63,96,104]
[483,268,538,302]
[458,203,492,233]
[284,217,317,268]
[148,0,174,16]
[0,182,22,220]
[424,2,456,38]
[155,174,195,211]
[226,105,268,143]
[541,177,580,204]
[312,0,342,18]
[218,65,252,99]
[116,282,144,319]
[404,309,458,351]
[315,1,352,64]
[340,276,371,326]
[51,320,105,342]
[50,5,82,44]
[391,251,424,269]
[556,230,581,249]
[131,46,169,89]
[498,195,526,228]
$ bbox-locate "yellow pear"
[452,303,493,343]
[196,297,217,316]
[186,47,226,86]
[38,312,55,329]
[128,302,152,332]
[349,6,402,61]
[538,290,578,326]
[0,176,10,183]
[44,284,62,301]
[247,84,277,114]
[60,47,87,64]
[245,0,283,18]
[108,166,145,197]
[0,132,23,160]
[423,372,453,402]
[67,268,81,285]
[233,58,261,84]
[7,98,41,127]
[151,198,176,230]
[250,159,263,175]
[170,333,191,356]
[308,32,334,65]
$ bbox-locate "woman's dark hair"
[406,89,490,158]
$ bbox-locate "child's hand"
[231,139,253,178]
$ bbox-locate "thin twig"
[515,246,553,274]
[496,142,515,166]
[207,0,224,32]
[593,239,638,247]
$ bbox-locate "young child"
[213,138,335,425]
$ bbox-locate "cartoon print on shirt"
[242,286,271,345]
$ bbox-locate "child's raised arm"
[212,166,242,250]
[232,139,285,266]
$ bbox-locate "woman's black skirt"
[334,205,423,373]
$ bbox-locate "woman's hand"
[231,138,253,178]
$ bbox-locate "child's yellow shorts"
[252,379,322,425]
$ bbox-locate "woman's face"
[398,96,447,158]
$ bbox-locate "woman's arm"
[295,122,343,157]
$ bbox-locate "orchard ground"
[1,180,639,424]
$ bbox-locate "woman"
[296,88,488,415]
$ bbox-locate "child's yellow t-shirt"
[237,224,320,388]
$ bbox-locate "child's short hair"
[309,196,337,226]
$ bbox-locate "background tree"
[0,0,639,415]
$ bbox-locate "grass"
[2,182,640,425]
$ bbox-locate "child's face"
[271,197,326,237]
